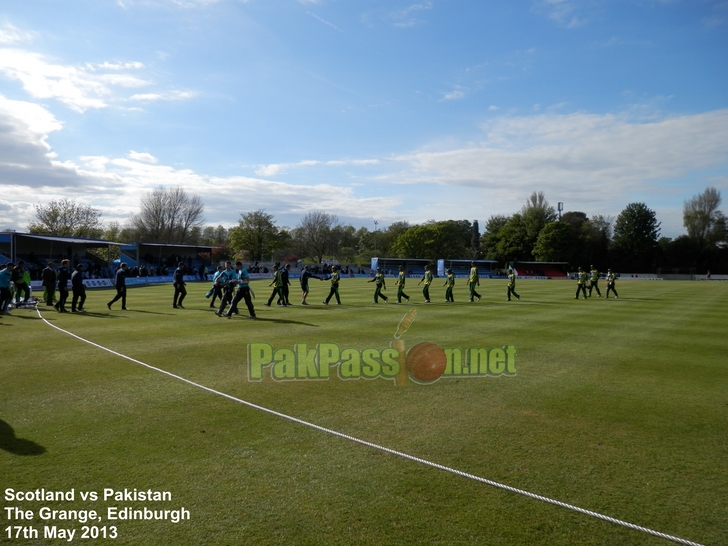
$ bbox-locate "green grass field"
[1,278,727,545]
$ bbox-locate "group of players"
[0,259,89,315]
[574,266,619,299]
[2,259,619,318]
[193,261,620,317]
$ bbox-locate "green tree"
[533,221,579,263]
[494,214,530,262]
[292,210,339,263]
[201,225,230,246]
[229,210,285,262]
[390,220,471,259]
[28,198,103,239]
[470,220,481,258]
[481,215,510,263]
[612,203,661,271]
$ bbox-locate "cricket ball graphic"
[406,342,447,383]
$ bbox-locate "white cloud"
[0,48,158,112]
[255,158,380,177]
[0,49,108,112]
[128,90,197,102]
[85,61,146,71]
[393,110,728,219]
[442,87,465,101]
[127,151,159,163]
[0,22,35,44]
[0,102,396,230]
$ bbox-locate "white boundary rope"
[35,307,705,546]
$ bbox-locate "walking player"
[368,268,388,303]
[214,261,238,316]
[42,262,56,306]
[395,265,410,303]
[322,265,341,305]
[71,263,87,312]
[443,269,455,302]
[55,259,70,313]
[588,265,602,298]
[107,263,129,310]
[417,265,433,303]
[206,265,224,308]
[507,268,520,301]
[173,262,187,308]
[574,267,588,299]
[266,264,285,307]
[279,263,292,306]
[605,269,619,299]
[226,261,256,319]
[468,262,482,302]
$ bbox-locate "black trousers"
[72,287,86,311]
[229,286,256,317]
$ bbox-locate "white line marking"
[35,307,705,546]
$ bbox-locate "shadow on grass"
[0,420,46,456]
[117,309,174,316]
[40,312,125,320]
[231,316,320,326]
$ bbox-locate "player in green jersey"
[395,265,410,303]
[507,268,520,301]
[368,268,389,303]
[574,267,588,299]
[417,265,433,303]
[265,264,286,307]
[588,265,602,298]
[468,262,482,302]
[605,269,619,299]
[443,269,455,302]
[322,265,341,305]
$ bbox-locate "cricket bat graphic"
[394,308,416,386]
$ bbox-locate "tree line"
[27,187,727,272]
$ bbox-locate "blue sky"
[0,0,726,238]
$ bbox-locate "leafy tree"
[28,198,103,239]
[292,210,339,263]
[522,191,557,221]
[533,221,579,263]
[127,186,205,243]
[494,214,530,262]
[229,210,285,262]
[612,203,661,271]
[470,220,481,258]
[390,220,471,259]
[330,225,358,263]
[683,187,726,252]
[481,215,510,263]
[197,225,231,247]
